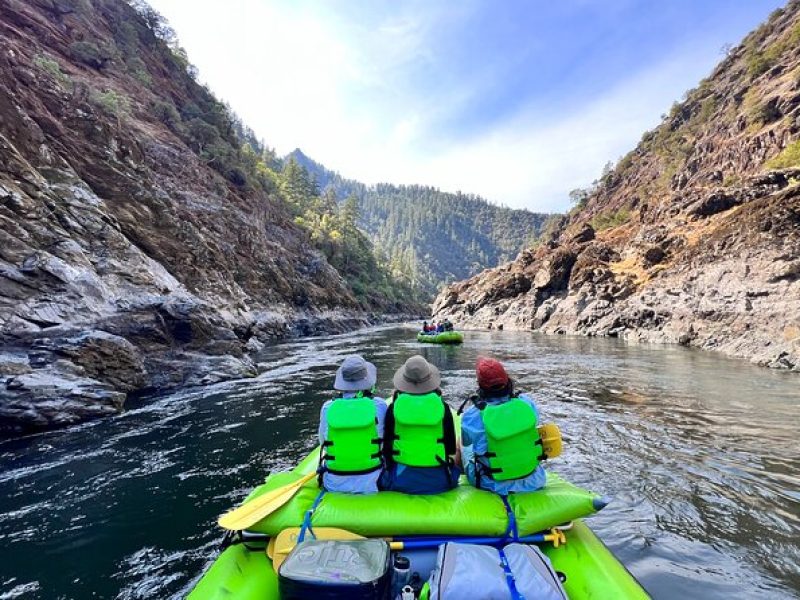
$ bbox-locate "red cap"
[476,357,509,390]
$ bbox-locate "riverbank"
[0,299,419,436]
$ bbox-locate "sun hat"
[393,355,441,394]
[475,357,510,391]
[334,355,377,391]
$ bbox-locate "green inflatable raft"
[189,449,649,599]
[417,331,464,344]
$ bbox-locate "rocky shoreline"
[433,172,800,372]
[0,300,414,437]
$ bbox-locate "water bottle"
[392,555,411,598]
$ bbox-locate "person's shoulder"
[373,396,388,406]
[319,398,335,417]
[461,404,483,426]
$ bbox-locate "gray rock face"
[0,1,388,435]
[434,183,800,371]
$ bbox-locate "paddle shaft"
[247,531,553,547]
[392,533,553,550]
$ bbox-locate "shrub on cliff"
[70,40,114,69]
[766,140,800,169]
[90,89,129,117]
[33,54,70,86]
[152,101,182,132]
[591,207,631,231]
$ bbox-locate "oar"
[218,472,316,531]
[538,423,562,459]
[270,526,566,571]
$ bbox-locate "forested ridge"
[288,149,555,297]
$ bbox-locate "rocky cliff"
[0,0,408,434]
[434,3,800,370]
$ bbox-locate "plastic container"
[392,555,411,598]
[278,539,391,600]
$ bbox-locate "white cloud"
[148,0,726,213]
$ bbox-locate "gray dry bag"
[427,542,568,600]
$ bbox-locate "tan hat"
[393,355,441,394]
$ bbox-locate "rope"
[298,489,326,543]
[501,495,519,541]
[498,547,526,600]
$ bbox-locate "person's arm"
[382,403,396,464]
[373,397,388,437]
[318,400,332,445]
[442,402,457,457]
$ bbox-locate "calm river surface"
[1,325,798,599]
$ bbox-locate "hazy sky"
[147,0,784,212]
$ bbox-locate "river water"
[0,325,798,599]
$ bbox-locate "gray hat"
[334,355,377,391]
[393,355,441,394]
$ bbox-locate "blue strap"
[501,495,518,541]
[298,489,325,543]
[498,547,525,600]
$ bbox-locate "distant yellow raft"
[417,331,464,344]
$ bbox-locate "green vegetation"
[590,207,631,232]
[85,0,549,308]
[287,150,553,297]
[69,40,113,69]
[126,57,152,85]
[765,140,800,169]
[276,158,417,307]
[744,19,800,79]
[113,0,416,307]
[357,185,552,296]
[152,100,181,132]
[568,188,591,209]
[33,54,69,86]
[90,89,130,117]
[721,173,742,187]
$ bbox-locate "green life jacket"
[323,397,382,475]
[391,392,447,467]
[480,397,543,481]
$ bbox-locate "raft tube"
[189,449,649,599]
[188,519,648,600]
[417,331,464,344]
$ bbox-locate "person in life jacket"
[460,357,546,494]
[318,355,387,494]
[380,355,460,495]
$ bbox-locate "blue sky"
[148,0,785,212]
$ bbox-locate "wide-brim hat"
[334,355,377,391]
[393,355,441,394]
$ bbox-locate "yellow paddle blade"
[538,422,563,459]
[218,472,316,531]
[271,527,368,572]
[274,527,366,555]
[266,536,276,559]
